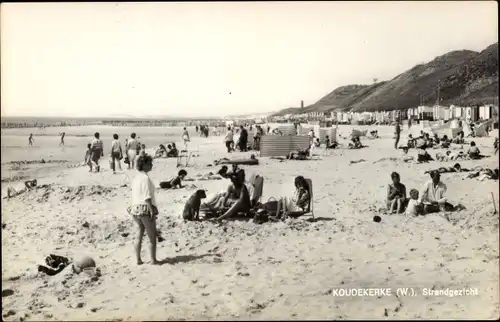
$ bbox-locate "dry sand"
[1,125,499,320]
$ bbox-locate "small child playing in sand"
[405,189,423,218]
[127,154,159,265]
[5,179,38,199]
[159,169,188,189]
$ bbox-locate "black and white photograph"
[1,1,499,320]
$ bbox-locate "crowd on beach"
[7,119,498,266]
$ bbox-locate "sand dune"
[1,125,499,320]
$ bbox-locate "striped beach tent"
[260,135,311,157]
[318,127,337,142]
[276,124,296,136]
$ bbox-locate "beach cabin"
[479,105,494,120]
[465,106,479,122]
[417,106,434,120]
[432,105,450,120]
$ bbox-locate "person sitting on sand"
[159,169,188,189]
[167,143,179,158]
[417,146,433,163]
[432,133,440,145]
[467,141,482,160]
[5,179,37,199]
[405,189,424,218]
[215,169,251,221]
[127,154,159,265]
[407,134,416,148]
[452,131,465,144]
[313,137,321,148]
[348,137,364,149]
[155,144,168,158]
[387,172,407,214]
[440,135,451,148]
[419,171,454,214]
[325,135,339,149]
[276,176,311,219]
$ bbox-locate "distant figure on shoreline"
[28,133,34,146]
[90,132,104,172]
[60,132,65,146]
[126,133,139,170]
[182,127,190,149]
[394,120,401,149]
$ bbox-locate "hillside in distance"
[275,42,498,116]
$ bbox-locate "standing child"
[182,127,190,149]
[84,143,92,171]
[127,154,159,265]
[110,134,123,174]
[28,134,34,146]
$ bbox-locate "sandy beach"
[1,125,499,320]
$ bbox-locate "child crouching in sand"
[127,154,159,265]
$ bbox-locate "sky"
[1,2,498,118]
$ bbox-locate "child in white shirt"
[126,154,159,265]
[405,189,423,218]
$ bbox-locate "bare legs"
[133,215,158,265]
[389,198,404,214]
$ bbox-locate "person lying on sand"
[215,169,251,221]
[387,172,407,214]
[127,154,159,265]
[214,154,259,166]
[287,147,311,160]
[159,169,188,189]
[185,167,230,182]
[424,163,470,174]
[466,168,499,181]
[419,171,455,214]
[417,147,433,163]
[5,179,38,199]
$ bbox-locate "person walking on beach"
[110,134,123,174]
[195,125,199,133]
[90,132,104,172]
[224,126,234,153]
[127,154,159,265]
[182,127,190,149]
[28,133,34,146]
[238,125,248,152]
[394,120,401,149]
[126,133,139,170]
[59,132,65,146]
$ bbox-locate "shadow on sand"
[158,253,221,265]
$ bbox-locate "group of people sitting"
[387,171,457,216]
[199,168,311,222]
[154,143,179,158]
[406,132,452,150]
